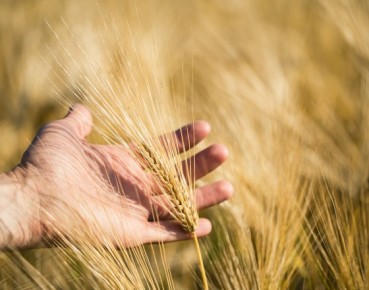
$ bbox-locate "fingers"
[160,121,211,153]
[195,180,234,210]
[149,180,233,220]
[182,144,229,181]
[145,218,212,243]
[144,181,233,243]
[149,144,229,196]
[60,104,93,139]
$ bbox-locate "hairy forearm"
[0,167,41,249]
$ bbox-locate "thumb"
[62,104,93,138]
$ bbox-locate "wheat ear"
[138,142,208,290]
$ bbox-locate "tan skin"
[0,104,233,248]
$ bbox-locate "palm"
[22,105,233,246]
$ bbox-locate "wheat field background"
[1,0,369,289]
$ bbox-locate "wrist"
[0,165,42,248]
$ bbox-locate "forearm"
[0,167,41,249]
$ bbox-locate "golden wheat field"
[1,0,369,289]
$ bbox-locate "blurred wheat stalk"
[1,0,369,289]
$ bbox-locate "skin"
[0,104,233,249]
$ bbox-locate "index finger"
[159,121,211,154]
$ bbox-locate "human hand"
[2,104,233,248]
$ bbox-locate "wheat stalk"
[137,142,208,290]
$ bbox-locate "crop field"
[1,0,369,289]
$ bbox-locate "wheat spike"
[138,142,208,289]
[138,142,198,233]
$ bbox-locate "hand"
[3,104,233,248]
